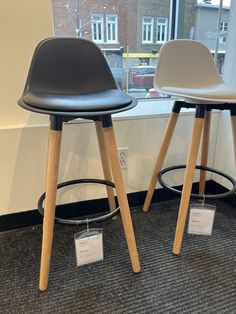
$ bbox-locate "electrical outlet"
[118,147,128,169]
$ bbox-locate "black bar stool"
[143,39,236,255]
[18,37,141,291]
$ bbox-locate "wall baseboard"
[0,180,234,232]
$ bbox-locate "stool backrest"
[24,37,117,95]
[155,40,223,90]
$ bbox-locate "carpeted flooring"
[0,199,236,314]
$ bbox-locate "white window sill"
[113,98,195,121]
[65,98,196,126]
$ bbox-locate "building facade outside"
[195,2,230,73]
[195,3,230,51]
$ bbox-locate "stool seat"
[161,83,236,103]
[21,89,133,114]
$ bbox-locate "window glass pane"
[146,68,155,75]
[50,0,231,100]
[50,1,171,98]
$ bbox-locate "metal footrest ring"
[158,165,236,199]
[38,178,119,225]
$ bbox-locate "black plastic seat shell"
[18,37,137,117]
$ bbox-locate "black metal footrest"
[38,178,119,225]
[158,165,236,199]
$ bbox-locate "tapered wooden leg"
[39,129,62,291]
[103,124,141,273]
[231,112,236,166]
[199,110,212,195]
[95,121,116,217]
[143,111,179,212]
[173,113,205,255]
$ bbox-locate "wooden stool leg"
[95,121,116,215]
[39,128,62,291]
[199,110,212,195]
[143,111,179,212]
[231,111,236,165]
[173,108,205,255]
[103,123,141,273]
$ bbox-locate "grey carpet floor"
[0,199,236,314]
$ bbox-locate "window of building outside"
[91,14,104,43]
[142,17,154,44]
[106,14,118,43]
[51,0,231,100]
[156,18,168,43]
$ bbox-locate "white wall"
[0,0,53,215]
[0,1,53,127]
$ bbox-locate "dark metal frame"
[38,178,119,225]
[158,164,236,199]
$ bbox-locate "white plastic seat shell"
[155,40,236,104]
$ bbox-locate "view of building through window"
[91,14,104,42]
[157,18,168,43]
[51,0,231,99]
[106,14,118,43]
[142,17,154,43]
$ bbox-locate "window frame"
[156,17,168,43]
[142,16,154,44]
[106,14,118,43]
[91,14,104,43]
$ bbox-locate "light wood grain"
[103,126,141,273]
[39,130,62,291]
[199,110,212,195]
[95,121,116,219]
[173,117,205,255]
[143,112,179,212]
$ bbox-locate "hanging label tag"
[188,204,216,236]
[74,228,104,267]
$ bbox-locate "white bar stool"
[143,40,236,255]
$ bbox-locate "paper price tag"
[188,204,216,236]
[74,228,104,267]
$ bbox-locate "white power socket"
[118,147,128,169]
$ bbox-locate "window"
[156,18,168,43]
[145,67,155,75]
[91,14,104,43]
[219,21,228,44]
[51,0,231,99]
[142,17,154,43]
[106,14,118,43]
